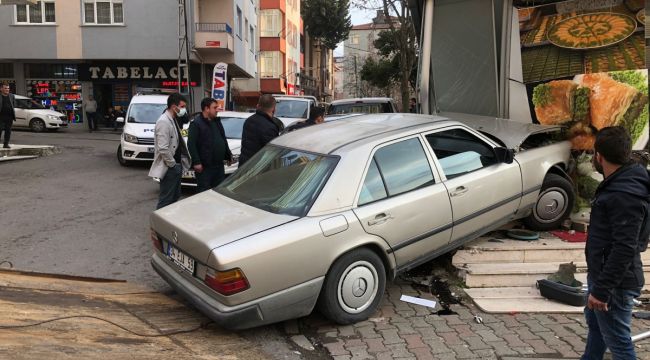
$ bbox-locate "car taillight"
[204,268,249,296]
[150,229,163,252]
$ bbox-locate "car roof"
[129,94,168,104]
[272,113,453,155]
[331,97,394,105]
[218,111,251,118]
[274,97,312,103]
[14,95,29,99]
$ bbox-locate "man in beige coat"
[149,93,191,209]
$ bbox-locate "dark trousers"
[0,120,11,146]
[86,112,97,131]
[156,164,182,209]
[196,165,225,192]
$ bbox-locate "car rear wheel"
[524,173,574,231]
[318,248,386,324]
[29,118,45,132]
[117,145,132,167]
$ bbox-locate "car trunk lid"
[150,190,297,263]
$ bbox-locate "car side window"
[358,159,387,205]
[426,129,498,179]
[374,138,434,196]
[15,99,29,109]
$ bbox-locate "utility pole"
[177,0,193,110]
[354,55,359,98]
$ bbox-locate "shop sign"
[78,63,201,85]
[212,63,228,111]
[206,41,221,47]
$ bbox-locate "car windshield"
[329,103,391,114]
[274,100,309,119]
[127,103,167,123]
[216,146,338,217]
[220,117,246,139]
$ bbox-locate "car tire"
[524,173,575,231]
[29,118,46,133]
[117,145,132,167]
[318,248,386,325]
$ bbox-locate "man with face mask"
[149,93,191,209]
[582,126,650,360]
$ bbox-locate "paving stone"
[438,331,464,345]
[390,315,411,324]
[451,324,474,337]
[511,346,536,355]
[501,333,528,348]
[454,307,475,320]
[536,331,566,346]
[521,319,550,333]
[339,325,357,338]
[561,335,585,350]
[365,338,387,353]
[332,356,351,360]
[450,344,478,359]
[484,321,516,336]
[409,346,436,360]
[402,334,427,349]
[425,319,454,333]
[490,341,519,356]
[524,339,558,355]
[501,316,524,328]
[347,345,373,360]
[548,313,574,324]
[477,313,499,324]
[463,336,492,351]
[410,317,430,328]
[374,321,397,331]
[516,327,541,340]
[356,325,381,339]
[317,325,339,333]
[352,320,374,328]
[444,315,465,326]
[344,339,366,349]
[416,326,440,340]
[422,339,452,354]
[386,343,414,358]
[375,352,394,360]
[432,352,462,360]
[325,331,339,338]
[395,322,418,335]
[533,314,557,325]
[379,329,405,345]
[290,335,315,351]
[324,340,350,356]
[550,344,580,358]
[473,349,498,359]
[475,329,502,343]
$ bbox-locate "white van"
[116,94,167,166]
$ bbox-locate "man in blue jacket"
[582,126,650,360]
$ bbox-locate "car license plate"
[148,147,155,153]
[167,244,195,274]
[183,170,195,179]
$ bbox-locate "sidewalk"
[0,269,269,360]
[300,278,650,359]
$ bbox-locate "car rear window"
[329,102,392,115]
[216,146,338,217]
[220,117,246,139]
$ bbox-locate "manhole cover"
[547,13,637,50]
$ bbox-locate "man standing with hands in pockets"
[187,97,232,192]
[582,126,650,360]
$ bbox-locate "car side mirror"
[495,147,514,164]
[116,117,125,123]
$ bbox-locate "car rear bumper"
[151,252,323,330]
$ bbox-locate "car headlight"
[47,115,59,121]
[124,133,138,143]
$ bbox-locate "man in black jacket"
[0,83,16,149]
[582,126,650,360]
[284,106,325,133]
[187,98,232,192]
[239,94,279,166]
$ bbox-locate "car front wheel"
[318,248,386,325]
[524,173,575,231]
[29,118,46,132]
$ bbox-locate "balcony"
[194,23,234,52]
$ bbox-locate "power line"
[343,45,376,54]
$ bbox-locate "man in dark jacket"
[0,82,16,149]
[187,97,232,192]
[284,106,325,133]
[239,94,278,166]
[582,126,650,360]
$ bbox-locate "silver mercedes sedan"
[150,113,573,329]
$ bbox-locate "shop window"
[83,0,124,25]
[15,1,55,24]
[0,63,13,79]
[260,51,281,78]
[250,25,255,52]
[260,9,281,37]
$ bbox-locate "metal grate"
[195,23,232,34]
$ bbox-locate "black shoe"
[3,145,9,149]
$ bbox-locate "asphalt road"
[0,127,314,359]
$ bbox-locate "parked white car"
[13,95,68,132]
[328,97,398,115]
[273,96,317,124]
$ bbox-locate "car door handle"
[450,186,469,197]
[368,213,392,226]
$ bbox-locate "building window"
[15,1,55,24]
[245,18,249,42]
[350,34,360,45]
[260,9,281,37]
[0,63,14,78]
[260,51,282,78]
[236,7,242,38]
[250,25,255,52]
[25,64,78,79]
[83,0,124,25]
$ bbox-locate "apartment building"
[0,0,257,125]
